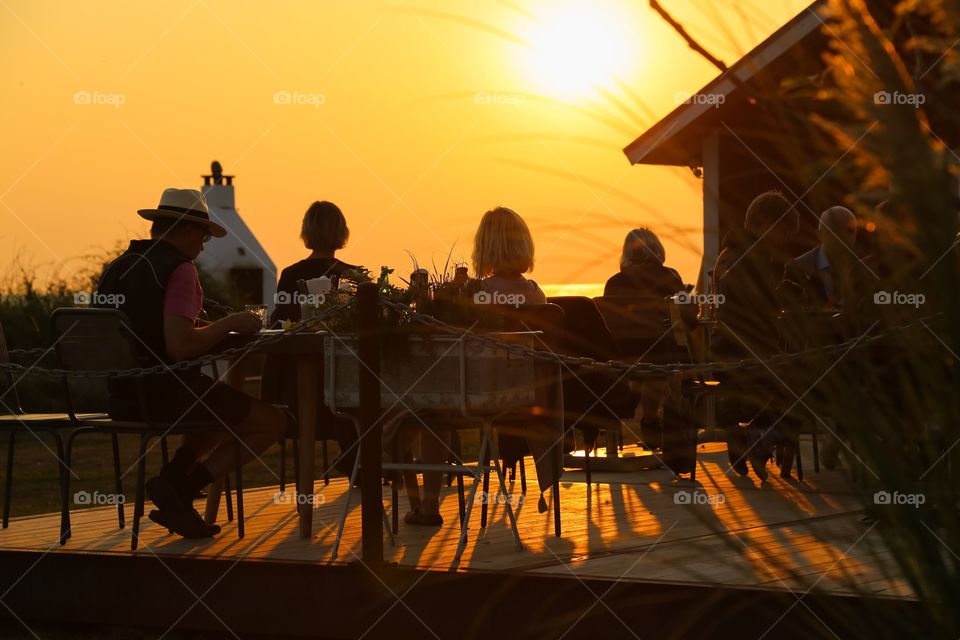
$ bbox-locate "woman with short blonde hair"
[470,206,545,303]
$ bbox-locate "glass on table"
[244,304,269,329]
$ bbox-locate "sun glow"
[522,2,638,100]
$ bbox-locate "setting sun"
[522,2,638,99]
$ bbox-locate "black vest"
[96,240,204,418]
[96,239,191,366]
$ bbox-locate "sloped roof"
[623,0,827,167]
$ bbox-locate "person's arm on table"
[164,313,262,362]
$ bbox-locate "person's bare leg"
[402,429,423,513]
[420,429,450,516]
[180,431,224,461]
[202,400,286,478]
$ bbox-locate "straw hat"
[137,188,227,237]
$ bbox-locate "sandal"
[403,509,443,527]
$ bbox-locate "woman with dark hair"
[263,201,360,480]
[271,201,358,323]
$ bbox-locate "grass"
[0,429,340,520]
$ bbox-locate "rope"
[0,300,353,379]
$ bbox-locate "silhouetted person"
[264,200,361,478]
[713,191,800,480]
[97,188,285,539]
[604,227,684,298]
[272,201,359,323]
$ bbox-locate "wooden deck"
[0,439,912,600]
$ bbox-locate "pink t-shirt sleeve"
[163,262,203,322]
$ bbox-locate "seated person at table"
[272,201,359,324]
[470,206,547,304]
[96,188,286,538]
[604,227,684,298]
[713,190,801,480]
[783,206,858,310]
[604,227,686,451]
[265,200,361,477]
[400,206,545,526]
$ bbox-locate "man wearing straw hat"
[96,188,285,538]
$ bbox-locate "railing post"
[356,282,383,564]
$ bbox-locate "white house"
[196,161,277,311]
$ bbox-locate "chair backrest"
[50,308,142,415]
[594,295,672,342]
[474,303,564,345]
[545,296,618,360]
[0,322,23,414]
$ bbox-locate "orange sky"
[0,0,811,295]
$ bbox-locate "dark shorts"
[108,372,252,427]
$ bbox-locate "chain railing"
[378,298,935,379]
[2,293,939,380]
[0,300,353,379]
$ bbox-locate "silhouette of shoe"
[148,509,220,538]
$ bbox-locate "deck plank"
[0,439,913,599]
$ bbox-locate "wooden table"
[211,330,328,539]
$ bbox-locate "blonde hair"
[472,207,535,278]
[620,227,665,269]
[301,201,349,252]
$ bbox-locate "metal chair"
[0,321,112,538]
[50,308,248,549]
[326,331,549,569]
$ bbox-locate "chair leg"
[812,423,820,473]
[487,426,522,550]
[448,430,462,488]
[292,437,301,497]
[111,434,124,529]
[391,476,399,535]
[61,429,82,544]
[553,482,561,538]
[456,471,465,526]
[795,436,804,482]
[233,435,245,539]
[480,442,491,528]
[3,432,14,528]
[279,438,287,493]
[519,457,527,495]
[584,443,592,488]
[451,432,488,569]
[322,439,330,486]
[332,451,361,559]
[224,474,234,522]
[131,435,148,551]
[55,433,68,543]
[160,436,169,467]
